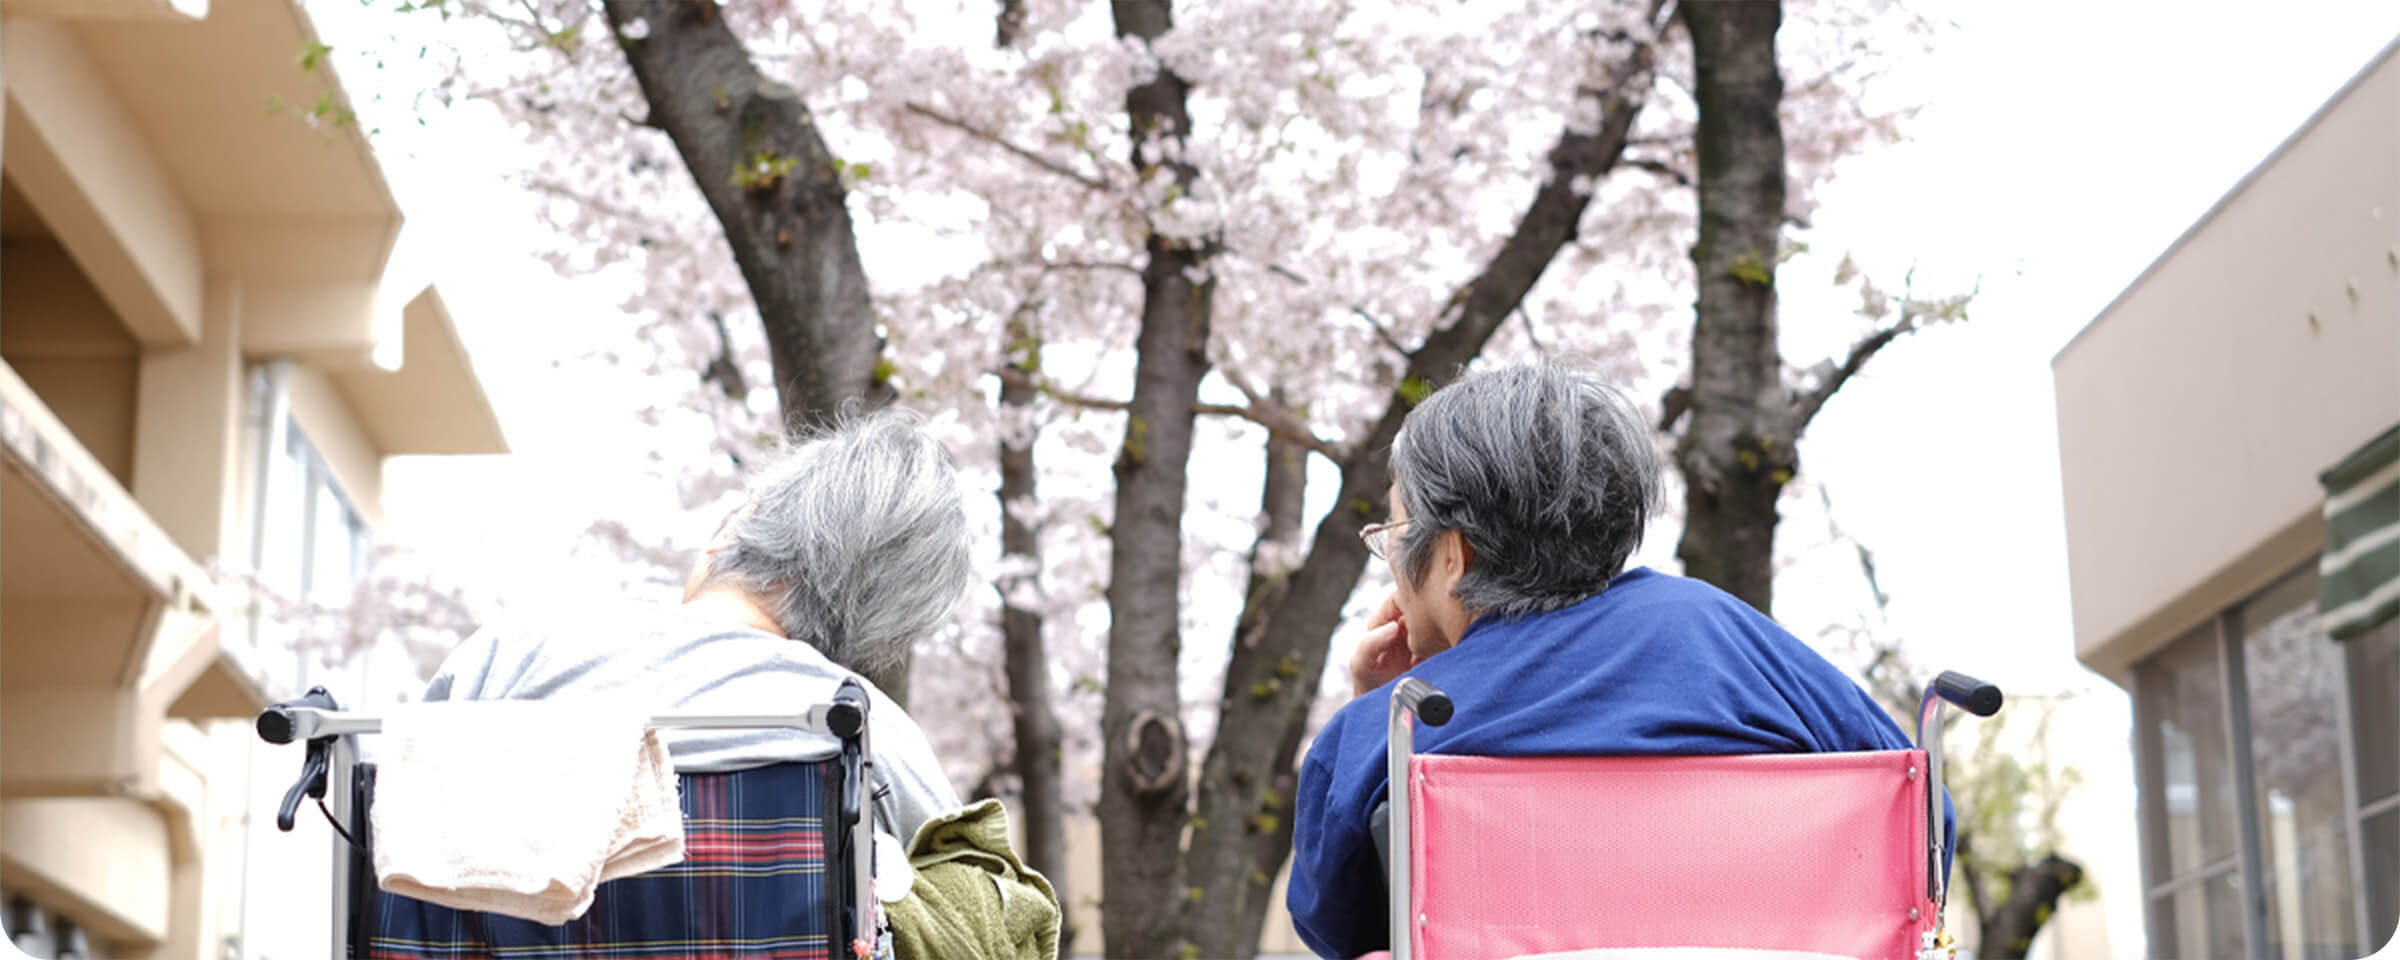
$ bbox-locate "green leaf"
[1123,415,1150,463]
[1728,250,1774,287]
[1397,374,1433,407]
[296,40,333,72]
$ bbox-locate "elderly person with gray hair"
[1285,365,1924,960]
[422,411,972,843]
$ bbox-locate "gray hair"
[1389,365,1661,621]
[701,411,973,676]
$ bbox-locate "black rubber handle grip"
[828,677,868,739]
[1932,671,2003,717]
[1393,677,1454,727]
[257,687,340,745]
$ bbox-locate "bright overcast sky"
[310,1,2400,954]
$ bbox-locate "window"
[4,891,108,959]
[2239,569,2356,960]
[2138,624,2246,958]
[2135,561,2391,959]
[245,367,374,674]
[2349,617,2399,947]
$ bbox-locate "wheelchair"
[255,680,882,960]
[1375,671,2004,960]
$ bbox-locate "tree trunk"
[1098,2,1212,957]
[598,0,890,432]
[597,0,908,697]
[1673,0,1793,616]
[1183,411,1309,960]
[1976,854,2085,958]
[997,322,1073,953]
[1176,32,1662,957]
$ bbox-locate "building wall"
[3,57,412,960]
[1,232,140,485]
[0,3,503,958]
[2053,40,2400,680]
[2056,37,2400,960]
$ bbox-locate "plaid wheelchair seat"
[364,760,854,960]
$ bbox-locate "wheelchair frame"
[254,679,881,960]
[1383,670,2004,960]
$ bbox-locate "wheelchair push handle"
[258,686,341,744]
[261,687,343,832]
[1929,671,2002,717]
[827,677,869,739]
[1392,677,1453,727]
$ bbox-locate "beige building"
[2054,34,2400,960]
[0,1,505,957]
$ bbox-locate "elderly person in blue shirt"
[1286,365,1943,960]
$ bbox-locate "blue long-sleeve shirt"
[1286,567,1950,959]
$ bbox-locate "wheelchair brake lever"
[276,737,332,832]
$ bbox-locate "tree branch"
[1792,318,1912,432]
[994,0,1027,48]
[1514,303,1549,358]
[1218,367,1343,462]
[1351,307,1411,360]
[1004,257,1144,278]
[697,310,749,403]
[1624,156,1692,186]
[1791,270,1978,433]
[903,101,1111,193]
[992,367,1341,461]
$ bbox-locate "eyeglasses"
[1360,519,1411,561]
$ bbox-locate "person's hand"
[1348,592,1418,699]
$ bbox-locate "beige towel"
[371,700,684,924]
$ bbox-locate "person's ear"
[1436,529,1472,584]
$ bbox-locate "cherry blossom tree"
[1814,488,2088,958]
[316,0,1956,954]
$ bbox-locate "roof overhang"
[332,284,510,456]
[5,0,510,460]
[0,0,206,20]
[65,0,402,267]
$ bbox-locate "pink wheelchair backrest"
[1401,750,1937,960]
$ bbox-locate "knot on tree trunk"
[1122,710,1185,795]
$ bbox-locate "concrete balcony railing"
[0,358,271,801]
